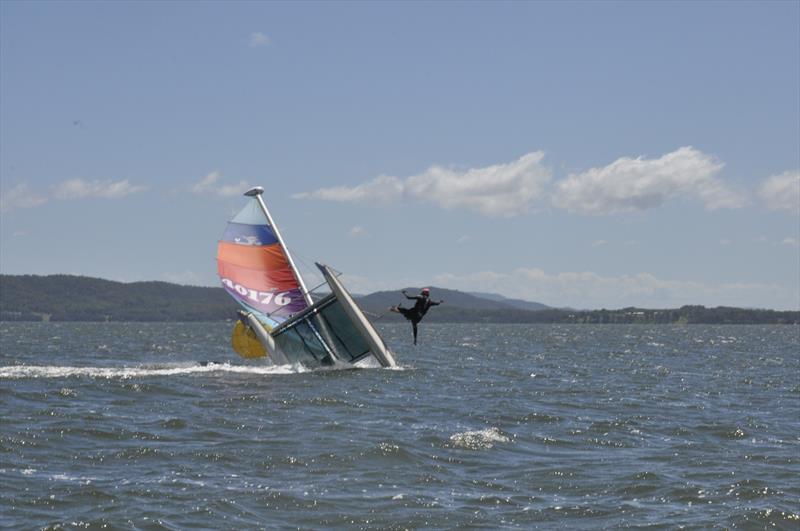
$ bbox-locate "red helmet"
[421,288,430,294]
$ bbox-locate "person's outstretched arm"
[402,290,420,301]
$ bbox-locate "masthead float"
[216,186,396,368]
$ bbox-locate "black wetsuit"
[397,294,441,344]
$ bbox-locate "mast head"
[244,186,264,197]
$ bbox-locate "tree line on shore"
[1,274,797,324]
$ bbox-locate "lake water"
[1,322,798,529]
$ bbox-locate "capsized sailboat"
[216,187,396,368]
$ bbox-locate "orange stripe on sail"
[217,261,300,291]
[217,241,290,271]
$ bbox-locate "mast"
[244,186,337,363]
[244,186,313,306]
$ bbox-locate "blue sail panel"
[222,222,279,246]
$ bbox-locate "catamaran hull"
[239,269,396,369]
[317,263,396,368]
[241,312,289,365]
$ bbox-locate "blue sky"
[1,1,798,310]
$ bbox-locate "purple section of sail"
[221,283,307,320]
[222,222,279,246]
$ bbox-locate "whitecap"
[50,473,93,484]
[449,427,510,449]
[0,362,307,379]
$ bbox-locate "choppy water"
[1,322,798,529]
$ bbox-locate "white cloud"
[51,178,147,200]
[297,174,404,204]
[591,239,608,247]
[295,152,552,217]
[193,171,220,194]
[433,267,795,310]
[456,234,472,244]
[192,171,249,197]
[349,225,367,237]
[2,179,146,213]
[781,237,799,247]
[758,170,800,213]
[552,146,746,215]
[249,32,270,47]
[0,183,48,213]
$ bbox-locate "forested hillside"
[0,275,237,321]
[1,275,797,324]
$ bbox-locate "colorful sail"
[216,197,308,327]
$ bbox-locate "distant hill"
[468,291,551,311]
[356,287,531,314]
[0,274,237,322]
[0,275,797,324]
[355,287,522,324]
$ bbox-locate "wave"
[449,427,510,449]
[0,362,307,379]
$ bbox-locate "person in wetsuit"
[390,288,443,345]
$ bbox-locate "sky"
[1,1,798,310]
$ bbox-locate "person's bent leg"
[398,307,415,320]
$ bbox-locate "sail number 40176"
[221,278,292,306]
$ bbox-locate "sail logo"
[220,278,292,306]
[234,236,262,245]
